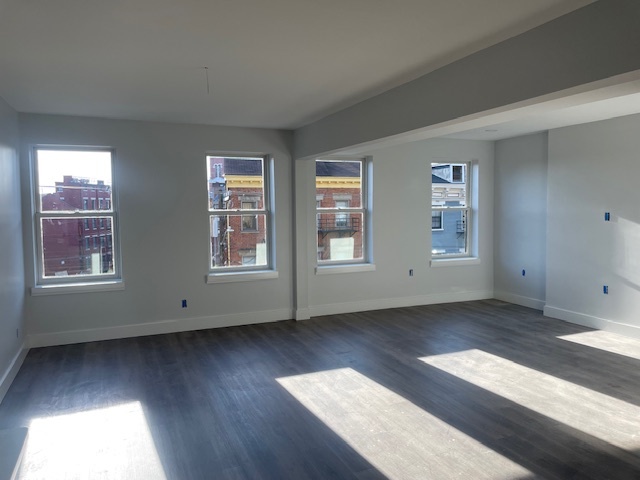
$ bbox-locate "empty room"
[1,0,640,478]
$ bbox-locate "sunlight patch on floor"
[558,330,640,361]
[277,367,531,480]
[420,349,640,451]
[17,401,166,480]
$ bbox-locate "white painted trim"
[206,270,278,284]
[294,308,311,321]
[31,280,125,296]
[309,290,493,317]
[315,263,376,275]
[494,291,545,311]
[27,308,293,348]
[430,257,480,268]
[0,345,28,405]
[544,305,640,340]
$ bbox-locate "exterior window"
[241,253,257,265]
[241,201,258,231]
[431,162,470,257]
[316,158,371,265]
[33,147,120,282]
[207,154,273,271]
[334,200,349,227]
[431,211,443,230]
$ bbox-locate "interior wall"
[545,113,640,338]
[0,97,26,399]
[19,114,294,346]
[494,133,548,309]
[303,138,495,316]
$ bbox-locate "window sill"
[430,257,480,268]
[206,270,279,284]
[31,280,125,296]
[315,264,376,275]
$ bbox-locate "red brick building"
[41,176,113,277]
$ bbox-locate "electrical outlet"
[605,212,611,222]
[182,299,188,308]
[603,285,608,295]
[409,269,414,277]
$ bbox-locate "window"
[316,158,372,265]
[334,200,349,227]
[241,201,258,231]
[431,211,443,230]
[431,162,470,257]
[33,147,120,284]
[206,154,273,273]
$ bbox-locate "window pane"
[432,211,442,230]
[432,163,467,208]
[316,160,362,208]
[431,210,467,256]
[210,214,268,268]
[40,216,115,277]
[37,150,112,213]
[317,212,363,262]
[207,156,264,211]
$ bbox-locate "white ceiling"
[0,0,594,130]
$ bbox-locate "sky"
[37,149,112,193]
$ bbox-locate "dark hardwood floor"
[1,300,640,479]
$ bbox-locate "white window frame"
[31,146,123,291]
[206,153,277,283]
[431,161,473,260]
[315,156,374,271]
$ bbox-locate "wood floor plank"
[1,300,640,479]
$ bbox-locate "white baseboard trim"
[0,345,28,405]
[544,305,640,340]
[309,290,494,318]
[494,291,545,311]
[294,308,311,321]
[27,308,294,348]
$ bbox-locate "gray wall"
[545,113,640,338]
[296,138,494,317]
[295,0,640,159]
[494,133,548,309]
[19,114,294,345]
[0,97,25,395]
